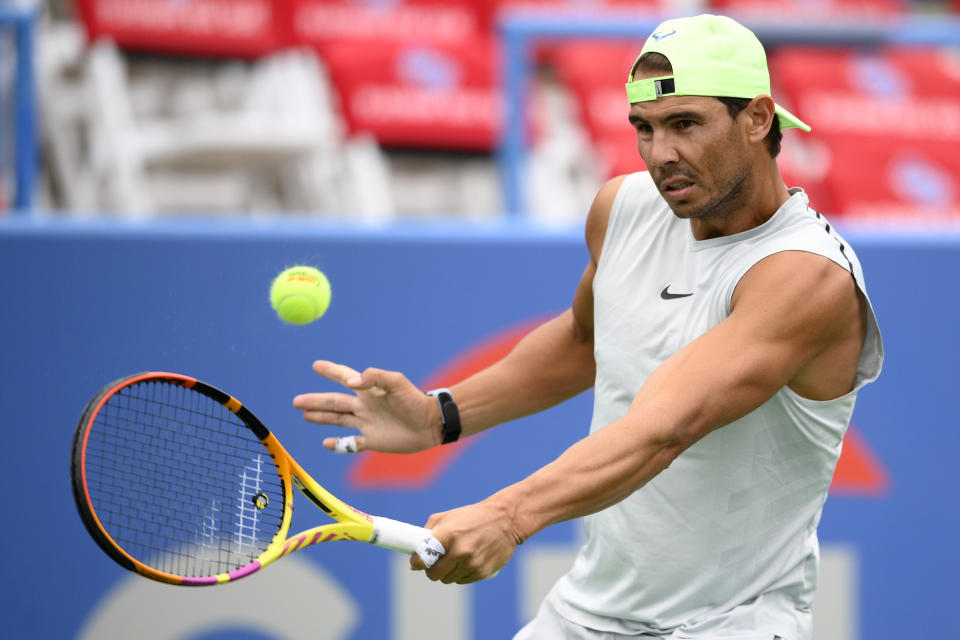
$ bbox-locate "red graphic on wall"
[348,319,890,496]
[347,318,546,489]
[831,425,890,495]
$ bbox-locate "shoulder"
[743,194,865,286]
[732,250,862,352]
[732,249,868,399]
[585,172,657,262]
[734,250,854,304]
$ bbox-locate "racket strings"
[82,381,285,579]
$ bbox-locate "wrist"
[485,485,533,546]
[426,388,462,445]
[427,401,444,448]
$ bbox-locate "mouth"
[659,178,696,199]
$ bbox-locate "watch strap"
[426,388,462,444]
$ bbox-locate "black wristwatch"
[426,388,462,444]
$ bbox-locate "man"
[293,15,883,640]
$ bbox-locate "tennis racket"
[71,371,444,586]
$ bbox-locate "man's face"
[628,95,754,221]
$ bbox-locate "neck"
[689,163,790,241]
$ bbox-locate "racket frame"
[72,372,433,586]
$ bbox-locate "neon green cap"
[625,14,810,132]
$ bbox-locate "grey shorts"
[514,596,783,640]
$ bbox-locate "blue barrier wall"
[0,219,957,639]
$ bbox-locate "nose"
[643,130,680,167]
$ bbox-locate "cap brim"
[775,103,810,132]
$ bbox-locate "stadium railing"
[0,4,36,214]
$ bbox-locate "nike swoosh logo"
[661,285,693,300]
[651,29,676,41]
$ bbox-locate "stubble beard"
[667,165,751,222]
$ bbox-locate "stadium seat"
[73,0,287,58]
[288,1,506,152]
[315,36,502,151]
[39,27,394,218]
[288,0,481,48]
[770,47,960,222]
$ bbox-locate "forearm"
[451,310,595,437]
[478,299,815,541]
[484,409,684,541]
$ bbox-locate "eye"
[675,119,696,130]
[634,122,653,135]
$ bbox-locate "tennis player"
[294,15,883,639]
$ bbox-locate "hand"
[410,500,522,584]
[293,360,441,453]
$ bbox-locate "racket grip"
[371,516,445,568]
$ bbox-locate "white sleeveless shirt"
[548,172,883,639]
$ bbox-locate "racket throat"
[291,475,334,514]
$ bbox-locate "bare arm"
[421,250,866,582]
[452,176,624,435]
[294,176,625,452]
[452,309,595,437]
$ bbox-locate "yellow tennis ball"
[270,266,331,325]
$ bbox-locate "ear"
[743,95,776,145]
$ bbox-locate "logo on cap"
[651,29,676,41]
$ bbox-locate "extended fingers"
[293,391,358,416]
[313,360,412,397]
[312,360,364,388]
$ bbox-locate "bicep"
[571,261,595,341]
[626,251,861,447]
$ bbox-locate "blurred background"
[3,0,958,224]
[1,1,959,639]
